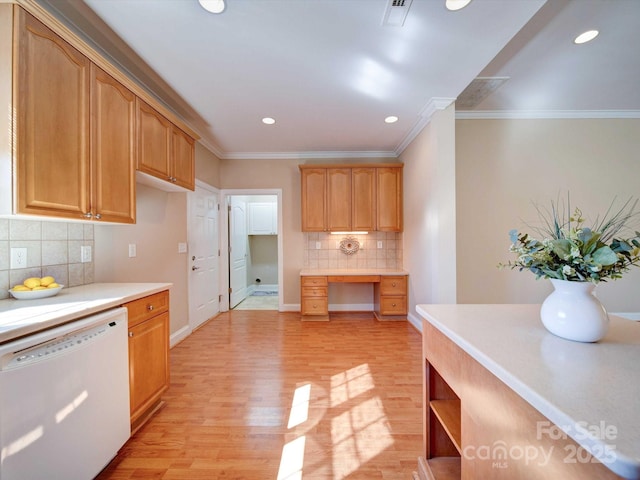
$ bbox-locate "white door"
[188,183,220,330]
[229,196,248,308]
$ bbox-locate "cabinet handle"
[83,212,92,218]
[391,282,397,287]
[94,213,102,220]
[128,332,133,337]
[147,304,154,311]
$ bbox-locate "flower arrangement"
[501,197,640,283]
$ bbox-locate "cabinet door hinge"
[228,287,232,293]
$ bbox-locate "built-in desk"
[300,269,408,321]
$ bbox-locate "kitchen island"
[0,282,171,343]
[416,304,640,480]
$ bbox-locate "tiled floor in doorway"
[233,293,278,310]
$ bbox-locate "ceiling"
[39,0,640,160]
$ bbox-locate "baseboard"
[170,325,191,348]
[407,311,423,332]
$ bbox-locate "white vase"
[540,279,609,343]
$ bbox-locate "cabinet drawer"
[380,276,407,295]
[379,296,407,315]
[301,297,328,315]
[302,286,328,297]
[301,276,328,287]
[125,290,169,327]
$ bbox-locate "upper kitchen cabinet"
[2,6,136,222]
[137,99,195,192]
[301,168,327,232]
[0,4,199,221]
[327,168,352,231]
[13,8,92,220]
[376,166,403,232]
[91,65,136,223]
[299,164,402,232]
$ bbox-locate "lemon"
[32,286,47,291]
[47,283,60,289]
[23,277,41,289]
[12,285,31,291]
[40,276,56,287]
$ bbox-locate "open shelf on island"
[430,399,461,453]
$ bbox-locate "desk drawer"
[328,275,380,283]
[301,276,328,287]
[380,276,407,295]
[302,286,328,297]
[379,296,407,315]
[301,297,328,315]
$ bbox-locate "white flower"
[563,265,576,276]
[570,245,582,258]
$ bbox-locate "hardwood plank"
[97,311,423,479]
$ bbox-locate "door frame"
[220,188,283,312]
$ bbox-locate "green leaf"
[592,246,618,266]
[550,239,572,259]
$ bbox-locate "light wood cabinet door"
[377,167,403,232]
[137,98,172,180]
[301,168,326,231]
[327,168,351,231]
[171,126,195,190]
[15,9,91,219]
[351,167,376,231]
[128,310,169,426]
[91,64,136,223]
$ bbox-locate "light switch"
[128,244,137,258]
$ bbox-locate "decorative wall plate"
[339,237,360,255]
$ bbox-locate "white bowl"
[9,285,64,300]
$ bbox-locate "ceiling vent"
[456,77,510,109]
[381,0,413,27]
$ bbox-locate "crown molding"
[394,97,456,155]
[455,109,640,120]
[219,150,398,161]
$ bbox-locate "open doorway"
[221,189,283,311]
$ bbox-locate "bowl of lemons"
[9,276,64,300]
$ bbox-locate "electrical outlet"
[10,248,27,269]
[377,241,383,249]
[81,245,92,263]
[128,244,137,258]
[178,242,187,253]
[316,241,321,250]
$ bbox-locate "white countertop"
[300,268,407,276]
[0,283,172,344]
[416,304,640,480]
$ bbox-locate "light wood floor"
[97,311,423,479]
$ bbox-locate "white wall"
[401,104,457,327]
[455,118,640,313]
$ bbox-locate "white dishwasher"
[0,307,131,480]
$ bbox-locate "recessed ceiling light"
[384,116,398,124]
[445,0,472,11]
[574,30,599,44]
[262,117,276,125]
[198,0,225,14]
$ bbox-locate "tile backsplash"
[303,232,402,269]
[0,218,95,299]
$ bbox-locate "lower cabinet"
[300,276,329,320]
[124,290,170,432]
[374,275,408,320]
